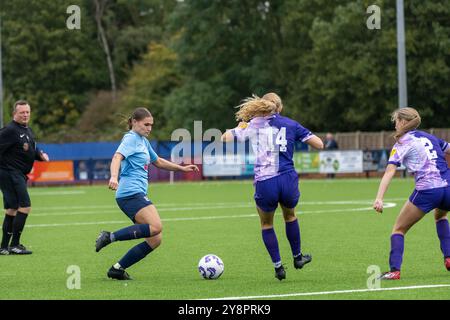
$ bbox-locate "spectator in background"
[324,133,339,178]
[324,133,339,150]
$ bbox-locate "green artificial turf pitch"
[1,178,449,300]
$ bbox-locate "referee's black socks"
[1,214,15,248]
[10,212,29,247]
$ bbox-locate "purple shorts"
[254,170,300,213]
[409,186,450,213]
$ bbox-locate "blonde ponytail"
[391,107,421,141]
[262,92,283,113]
[235,95,278,122]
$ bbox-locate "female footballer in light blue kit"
[95,107,198,280]
[373,107,450,280]
[222,94,323,280]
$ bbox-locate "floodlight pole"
[396,0,408,108]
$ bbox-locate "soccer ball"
[198,254,224,280]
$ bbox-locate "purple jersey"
[388,130,450,190]
[231,114,313,181]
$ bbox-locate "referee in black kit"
[0,100,49,255]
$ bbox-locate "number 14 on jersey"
[268,127,287,152]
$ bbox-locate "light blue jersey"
[115,131,158,198]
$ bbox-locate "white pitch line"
[147,178,415,186]
[31,204,256,217]
[29,190,86,196]
[299,202,396,214]
[26,220,128,228]
[203,284,450,300]
[31,210,119,217]
[31,198,405,213]
[25,203,397,228]
[31,202,256,211]
[30,202,397,218]
[26,215,258,228]
[33,205,117,211]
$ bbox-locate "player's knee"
[435,216,447,223]
[283,212,296,222]
[6,209,17,216]
[150,223,162,236]
[392,228,406,235]
[434,210,447,222]
[154,236,162,249]
[18,207,31,214]
[261,222,274,229]
[147,234,162,249]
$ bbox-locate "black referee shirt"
[0,121,43,175]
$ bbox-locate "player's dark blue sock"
[389,234,404,271]
[1,214,14,248]
[111,224,151,242]
[10,212,28,247]
[262,228,282,268]
[118,241,153,269]
[285,219,301,257]
[436,219,450,258]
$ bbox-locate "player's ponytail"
[262,93,283,113]
[391,107,421,141]
[127,107,153,130]
[235,95,277,122]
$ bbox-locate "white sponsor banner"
[203,155,243,177]
[319,150,363,173]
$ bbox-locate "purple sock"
[389,234,404,271]
[262,228,281,267]
[285,219,301,257]
[436,219,450,258]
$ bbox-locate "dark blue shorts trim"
[116,193,153,222]
[409,187,450,213]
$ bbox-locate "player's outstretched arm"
[109,152,124,190]
[153,157,199,173]
[373,164,397,213]
[305,135,324,150]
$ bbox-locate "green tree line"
[1,0,449,142]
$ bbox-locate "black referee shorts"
[0,169,31,209]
